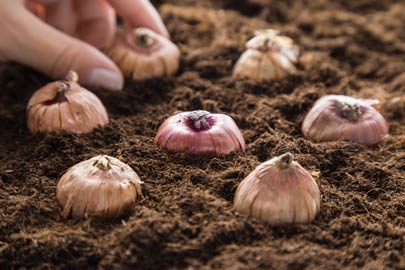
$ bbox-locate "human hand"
[0,0,169,91]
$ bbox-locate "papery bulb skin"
[154,110,245,156]
[302,95,389,145]
[233,29,299,82]
[234,153,320,225]
[104,27,180,80]
[57,155,142,219]
[27,71,109,135]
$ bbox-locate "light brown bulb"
[234,153,320,225]
[57,155,142,219]
[302,95,389,145]
[233,29,299,82]
[27,71,109,135]
[104,28,180,80]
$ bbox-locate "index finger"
[107,0,169,37]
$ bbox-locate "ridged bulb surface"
[57,155,142,219]
[27,71,109,135]
[302,95,388,145]
[104,28,180,80]
[233,29,299,82]
[155,110,245,156]
[234,153,320,225]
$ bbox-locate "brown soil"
[1,1,405,269]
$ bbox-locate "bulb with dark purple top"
[155,110,246,156]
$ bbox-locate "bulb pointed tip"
[66,71,79,83]
[279,152,294,170]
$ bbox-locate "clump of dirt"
[1,0,404,269]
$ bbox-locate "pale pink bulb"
[154,110,245,156]
[57,155,142,219]
[104,28,180,80]
[302,95,389,145]
[27,71,109,135]
[233,29,299,82]
[234,152,320,225]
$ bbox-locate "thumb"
[1,5,123,91]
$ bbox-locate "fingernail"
[86,68,123,91]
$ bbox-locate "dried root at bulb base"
[104,28,180,81]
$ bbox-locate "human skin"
[0,0,169,91]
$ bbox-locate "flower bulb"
[234,152,320,225]
[233,29,299,82]
[57,155,142,219]
[302,95,389,145]
[104,28,180,80]
[27,71,109,135]
[154,110,245,156]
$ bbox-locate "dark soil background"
[1,0,405,269]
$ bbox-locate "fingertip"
[84,66,124,91]
[4,4,123,92]
[51,41,124,91]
